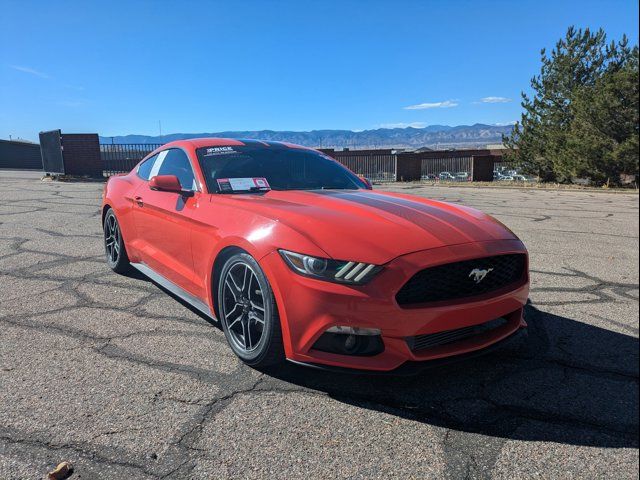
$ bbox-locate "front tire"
[218,252,284,367]
[103,208,131,274]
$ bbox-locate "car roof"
[161,138,313,150]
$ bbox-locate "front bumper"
[261,239,529,372]
[287,324,528,376]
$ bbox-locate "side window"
[155,149,197,190]
[137,154,158,180]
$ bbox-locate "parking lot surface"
[0,170,638,479]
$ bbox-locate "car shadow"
[262,303,639,449]
[126,271,638,449]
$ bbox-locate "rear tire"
[218,252,284,367]
[103,208,131,274]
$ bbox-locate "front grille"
[396,254,526,306]
[407,317,508,352]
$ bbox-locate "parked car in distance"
[494,170,517,181]
[439,172,456,180]
[455,172,469,181]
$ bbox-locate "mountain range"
[99,123,513,149]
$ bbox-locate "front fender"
[190,203,330,318]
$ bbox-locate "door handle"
[134,196,144,207]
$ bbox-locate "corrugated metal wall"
[330,151,397,182]
[0,140,43,170]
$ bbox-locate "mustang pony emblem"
[469,268,493,284]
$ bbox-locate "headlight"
[278,250,382,285]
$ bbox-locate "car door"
[132,148,201,294]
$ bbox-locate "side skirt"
[130,262,215,320]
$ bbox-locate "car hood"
[222,189,518,264]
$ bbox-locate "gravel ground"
[0,170,638,479]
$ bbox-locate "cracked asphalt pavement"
[0,170,638,479]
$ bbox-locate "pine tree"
[569,55,639,185]
[503,27,639,186]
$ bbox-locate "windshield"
[196,145,366,193]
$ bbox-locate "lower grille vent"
[407,317,508,352]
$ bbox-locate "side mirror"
[359,175,373,190]
[149,175,194,197]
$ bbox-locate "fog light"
[311,326,384,356]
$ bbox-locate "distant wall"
[471,155,497,182]
[396,153,421,181]
[0,140,43,170]
[320,148,503,182]
[61,134,102,177]
[6,130,504,181]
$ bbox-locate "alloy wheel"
[221,262,266,353]
[104,213,121,265]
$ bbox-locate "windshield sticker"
[204,146,236,156]
[217,177,271,192]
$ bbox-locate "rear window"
[195,145,365,192]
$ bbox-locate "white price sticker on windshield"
[217,177,270,192]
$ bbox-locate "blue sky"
[1,0,638,141]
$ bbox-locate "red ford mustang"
[102,138,529,372]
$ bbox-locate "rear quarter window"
[137,154,158,180]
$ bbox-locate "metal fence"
[100,144,162,176]
[493,160,536,181]
[98,143,507,183]
[332,152,397,182]
[420,156,473,182]
[99,144,399,181]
